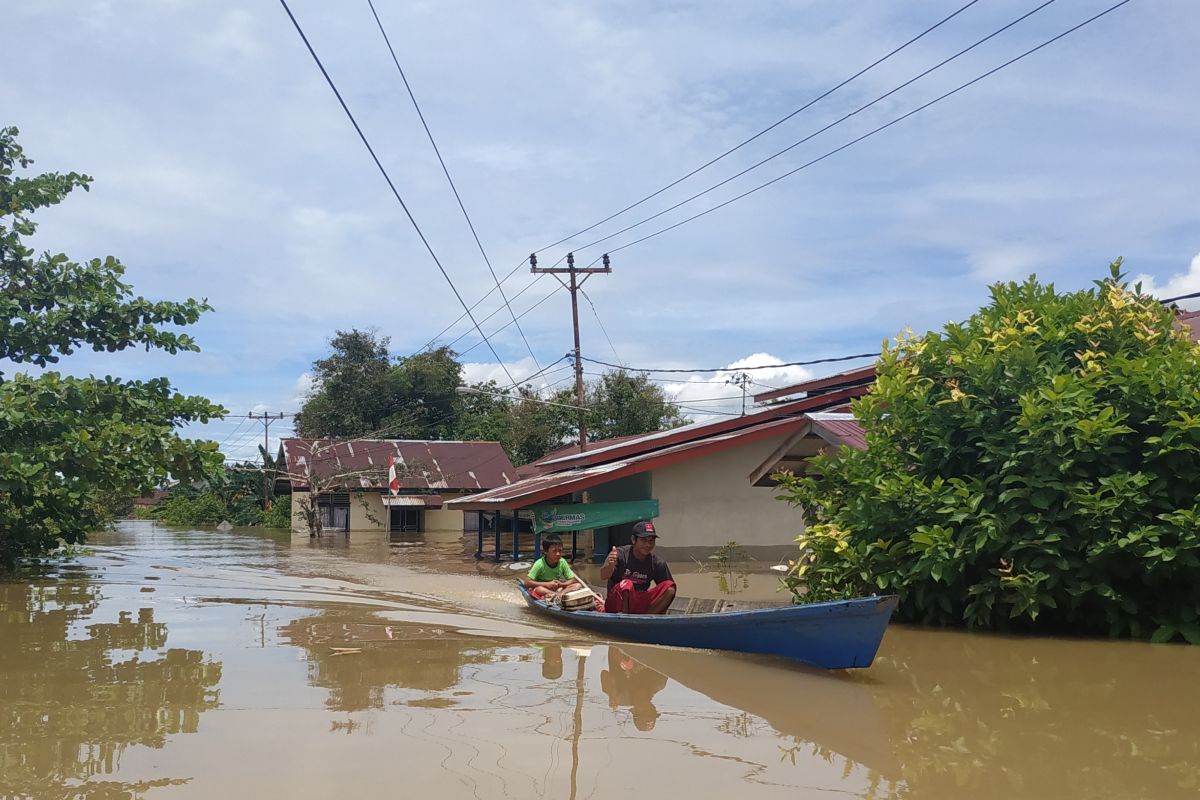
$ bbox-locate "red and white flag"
[388,456,399,496]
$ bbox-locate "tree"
[503,385,577,465]
[295,330,688,465]
[586,370,687,440]
[294,333,466,440]
[0,126,224,568]
[453,379,512,443]
[390,347,463,439]
[777,263,1200,641]
[293,329,395,438]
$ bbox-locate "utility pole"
[247,411,287,509]
[725,371,752,416]
[531,252,612,452]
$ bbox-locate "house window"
[317,493,350,532]
[390,507,422,532]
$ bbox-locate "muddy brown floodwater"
[2,521,1198,799]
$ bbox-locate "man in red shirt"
[600,521,676,614]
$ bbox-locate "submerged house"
[276,438,518,535]
[448,368,874,561]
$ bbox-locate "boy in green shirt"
[525,536,602,610]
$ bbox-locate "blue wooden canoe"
[517,583,897,669]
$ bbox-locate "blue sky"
[5,0,1198,461]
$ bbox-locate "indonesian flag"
[388,456,399,496]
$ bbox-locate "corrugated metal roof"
[448,416,810,511]
[535,384,868,472]
[279,438,516,492]
[810,414,867,450]
[1174,309,1200,342]
[752,364,877,404]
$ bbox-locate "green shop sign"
[532,500,659,533]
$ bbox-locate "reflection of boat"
[517,583,897,669]
[612,643,900,779]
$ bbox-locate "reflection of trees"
[600,647,668,732]
[865,629,1200,799]
[0,579,222,798]
[279,608,494,712]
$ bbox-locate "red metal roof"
[1174,309,1200,342]
[448,416,811,512]
[534,384,869,472]
[517,432,647,478]
[753,364,877,403]
[810,414,867,450]
[279,438,517,492]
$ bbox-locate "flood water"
[2,521,1198,799]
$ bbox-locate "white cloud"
[1135,253,1200,310]
[289,372,315,408]
[3,0,1197,422]
[461,357,567,390]
[660,353,816,421]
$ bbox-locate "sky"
[5,0,1199,462]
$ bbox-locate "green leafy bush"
[0,126,223,568]
[777,263,1200,642]
[259,495,292,529]
[153,493,227,526]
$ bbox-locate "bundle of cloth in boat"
[556,586,598,611]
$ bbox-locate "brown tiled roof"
[279,438,517,492]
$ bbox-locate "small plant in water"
[698,541,753,595]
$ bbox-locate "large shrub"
[0,126,223,568]
[778,263,1200,642]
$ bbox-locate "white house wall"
[289,490,466,534]
[650,430,805,557]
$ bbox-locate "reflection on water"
[1,521,1198,799]
[865,629,1200,799]
[279,610,494,711]
[0,574,221,799]
[600,646,668,731]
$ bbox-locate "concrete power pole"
[530,252,612,452]
[247,411,287,509]
[725,371,752,416]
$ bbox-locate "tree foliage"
[0,126,224,568]
[294,331,464,440]
[294,330,687,464]
[586,370,687,440]
[778,263,1200,641]
[149,462,288,528]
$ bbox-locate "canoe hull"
[518,584,897,669]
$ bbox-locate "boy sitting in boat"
[600,521,676,614]
[524,535,603,610]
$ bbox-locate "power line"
[538,0,985,254]
[580,352,878,374]
[1160,289,1200,304]
[571,0,1060,260]
[580,287,624,367]
[277,0,516,385]
[215,416,251,449]
[455,282,562,358]
[419,260,538,352]
[365,0,543,377]
[589,0,1133,262]
[446,274,550,352]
